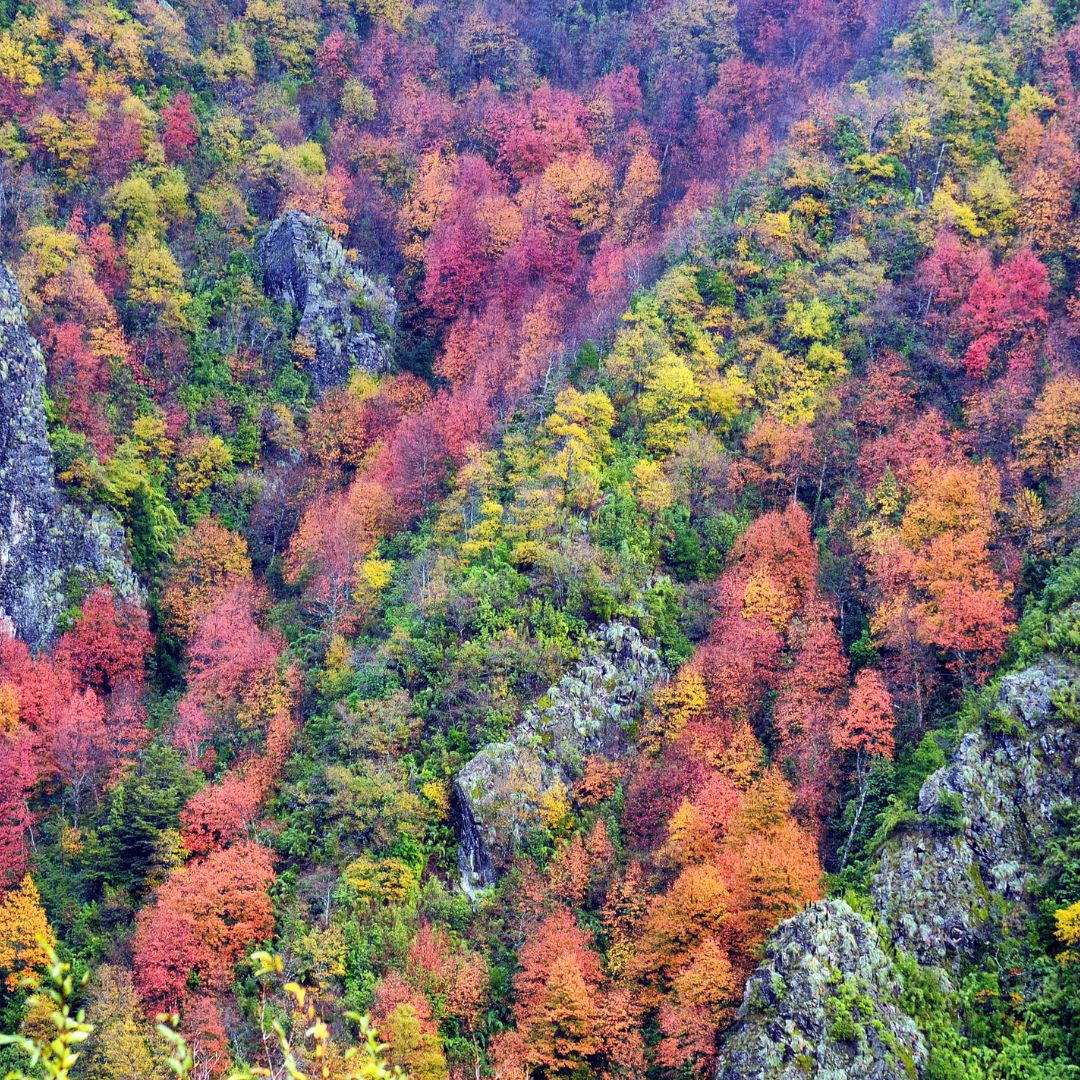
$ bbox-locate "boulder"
[258,210,396,392]
[0,261,137,650]
[455,622,666,893]
[717,899,926,1080]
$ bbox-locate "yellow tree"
[541,387,615,509]
[640,352,700,455]
[0,876,53,991]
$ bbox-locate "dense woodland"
[1,0,1080,1076]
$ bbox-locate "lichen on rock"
[716,899,926,1080]
[454,622,666,893]
[258,210,397,392]
[0,261,138,651]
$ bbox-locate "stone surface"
[716,899,926,1080]
[258,210,396,392]
[870,661,1080,966]
[455,622,666,892]
[0,261,137,651]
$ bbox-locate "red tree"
[133,841,276,1012]
[161,93,199,163]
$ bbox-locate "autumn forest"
[0,0,1079,1077]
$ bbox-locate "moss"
[966,858,992,924]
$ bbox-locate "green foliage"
[1014,547,1080,664]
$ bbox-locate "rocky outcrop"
[455,623,666,892]
[870,661,1080,966]
[717,899,926,1080]
[258,210,396,392]
[714,658,1080,1077]
[0,262,136,651]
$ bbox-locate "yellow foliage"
[1054,899,1080,957]
[541,386,615,509]
[0,682,19,734]
[742,570,795,629]
[541,151,614,232]
[539,780,573,835]
[633,458,674,515]
[0,31,41,93]
[0,876,54,992]
[21,226,79,290]
[420,780,451,821]
[640,352,700,455]
[359,556,394,592]
[1017,375,1080,478]
[930,176,986,239]
[126,232,191,326]
[645,668,708,753]
[175,434,233,498]
[343,855,421,906]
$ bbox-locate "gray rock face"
[717,899,926,1080]
[870,662,1080,966]
[258,210,396,392]
[455,622,666,892]
[0,261,137,651]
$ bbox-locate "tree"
[180,772,263,856]
[381,1004,448,1080]
[162,518,252,640]
[56,588,152,696]
[518,952,602,1077]
[836,668,895,870]
[161,93,199,163]
[718,819,823,953]
[0,875,53,991]
[541,386,616,509]
[83,965,160,1080]
[51,688,109,824]
[631,863,730,987]
[640,352,701,455]
[1017,375,1080,479]
[98,743,200,896]
[0,729,36,891]
[133,841,276,1012]
[186,581,287,734]
[958,248,1050,380]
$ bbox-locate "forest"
[0,0,1079,1077]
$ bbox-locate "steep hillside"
[1,0,1080,1078]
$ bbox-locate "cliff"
[870,661,1080,966]
[717,899,925,1080]
[0,261,136,650]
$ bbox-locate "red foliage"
[186,581,282,727]
[94,99,144,183]
[133,841,276,1012]
[959,248,1050,379]
[405,922,489,1031]
[0,730,36,891]
[161,93,199,163]
[41,321,113,457]
[56,587,152,696]
[182,995,232,1079]
[51,688,108,819]
[180,772,263,856]
[835,668,895,760]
